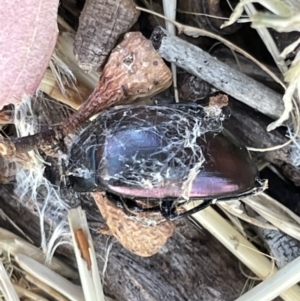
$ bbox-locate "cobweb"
[13,97,70,264]
[287,127,300,167]
[68,104,225,200]
[10,101,225,263]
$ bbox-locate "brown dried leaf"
[62,32,172,134]
[92,192,175,257]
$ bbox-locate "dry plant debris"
[0,32,172,156]
[68,207,106,301]
[177,0,241,34]
[150,26,283,120]
[2,1,300,300]
[61,31,173,136]
[137,6,300,158]
[75,229,92,270]
[208,93,228,108]
[75,0,140,72]
[93,192,175,257]
[0,227,80,301]
[222,0,300,132]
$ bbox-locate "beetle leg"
[105,192,127,210]
[162,199,214,220]
[121,198,162,215]
[106,192,161,215]
[122,198,146,213]
[160,200,178,220]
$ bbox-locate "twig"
[150,26,284,120]
[136,6,285,89]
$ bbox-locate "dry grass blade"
[243,3,288,74]
[185,204,300,301]
[221,0,293,28]
[217,201,278,230]
[177,9,229,20]
[39,25,100,110]
[68,207,106,301]
[162,0,179,103]
[57,33,100,91]
[0,228,25,241]
[243,193,300,241]
[136,6,286,89]
[25,274,69,301]
[0,217,33,244]
[39,69,91,110]
[234,255,300,301]
[13,284,49,301]
[0,261,19,301]
[14,254,85,301]
[75,229,92,270]
[0,237,77,280]
[221,0,300,134]
[49,51,76,95]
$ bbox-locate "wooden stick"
[150,26,284,120]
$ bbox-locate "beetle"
[67,104,267,220]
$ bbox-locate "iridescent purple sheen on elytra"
[68,105,259,202]
[102,129,257,199]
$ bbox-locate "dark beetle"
[67,104,266,220]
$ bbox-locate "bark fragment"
[74,0,140,72]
